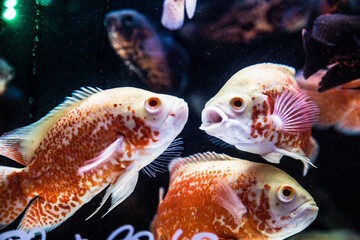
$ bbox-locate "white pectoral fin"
[78,136,125,175]
[103,166,139,217]
[271,89,319,134]
[274,148,317,176]
[185,0,197,19]
[85,164,139,220]
[212,181,247,224]
[262,152,283,164]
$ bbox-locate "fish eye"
[277,185,295,202]
[230,97,245,111]
[145,97,161,113]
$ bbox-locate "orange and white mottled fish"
[296,69,360,135]
[161,0,197,30]
[151,152,318,240]
[200,63,319,175]
[0,86,188,232]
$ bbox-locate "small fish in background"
[200,63,319,176]
[161,0,197,30]
[296,69,360,135]
[302,14,360,92]
[151,152,318,240]
[105,9,189,93]
[0,57,15,96]
[180,0,319,45]
[289,229,360,240]
[0,86,188,232]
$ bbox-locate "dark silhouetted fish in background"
[0,58,14,96]
[180,0,330,45]
[105,9,189,94]
[302,14,360,92]
[296,69,360,135]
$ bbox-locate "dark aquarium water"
[0,0,360,239]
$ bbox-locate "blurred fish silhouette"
[180,0,320,44]
[161,0,198,30]
[302,14,360,92]
[0,57,14,96]
[297,69,360,135]
[105,9,189,93]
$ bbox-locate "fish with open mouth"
[200,63,319,175]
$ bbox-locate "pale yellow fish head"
[102,87,188,160]
[200,63,297,153]
[246,163,318,239]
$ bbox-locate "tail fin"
[0,166,31,230]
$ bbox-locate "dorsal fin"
[0,87,103,165]
[169,152,236,178]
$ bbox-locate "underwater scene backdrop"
[0,0,360,239]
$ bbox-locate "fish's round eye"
[145,97,161,113]
[277,185,295,202]
[230,97,245,111]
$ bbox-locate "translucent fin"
[207,135,232,149]
[271,89,319,134]
[103,168,139,217]
[274,148,317,176]
[0,86,103,165]
[306,137,319,164]
[18,197,84,232]
[262,152,283,164]
[0,129,28,165]
[85,164,138,220]
[78,136,124,174]
[169,152,236,180]
[161,0,185,30]
[143,138,183,177]
[0,167,31,230]
[213,181,247,223]
[185,0,197,19]
[159,187,165,205]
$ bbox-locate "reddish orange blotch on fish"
[0,86,188,232]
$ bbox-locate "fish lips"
[200,106,230,135]
[278,201,319,238]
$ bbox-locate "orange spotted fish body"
[151,152,318,240]
[200,63,319,175]
[296,70,360,134]
[0,87,188,231]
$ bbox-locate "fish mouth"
[200,106,229,132]
[267,200,318,239]
[295,201,318,221]
[285,201,318,236]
